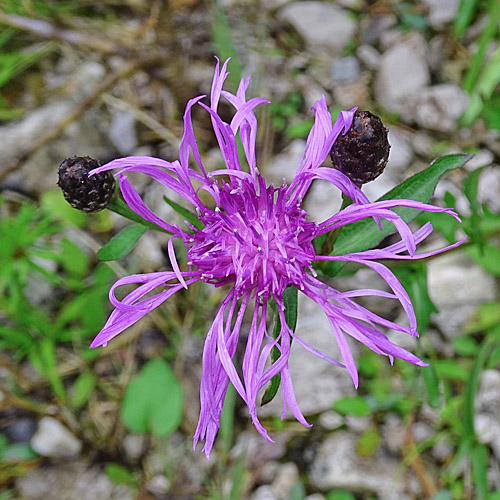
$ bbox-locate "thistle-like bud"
[57,156,115,213]
[330,110,390,185]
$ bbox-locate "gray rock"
[1,61,112,193]
[272,462,300,499]
[478,165,500,213]
[464,149,494,172]
[30,417,82,458]
[108,110,138,155]
[422,0,460,28]
[258,294,356,419]
[331,57,361,84]
[279,2,356,54]
[309,431,413,500]
[356,44,381,69]
[146,474,171,496]
[427,251,498,339]
[251,485,279,500]
[264,139,305,186]
[16,461,134,500]
[375,40,430,117]
[413,84,469,132]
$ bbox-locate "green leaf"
[105,464,139,487]
[466,243,500,276]
[455,0,479,37]
[421,365,440,408]
[465,302,500,334]
[121,358,183,436]
[70,372,96,409]
[40,190,87,228]
[325,492,356,500]
[393,263,436,333]
[261,286,298,405]
[211,1,242,90]
[98,224,147,261]
[470,444,489,500]
[333,395,372,417]
[357,428,380,456]
[107,194,168,233]
[434,360,469,382]
[430,490,452,500]
[321,154,472,276]
[452,336,479,356]
[163,196,204,229]
[59,238,88,278]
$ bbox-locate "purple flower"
[90,59,464,458]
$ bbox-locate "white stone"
[413,84,470,132]
[356,45,381,69]
[375,41,430,116]
[310,432,412,500]
[272,463,299,499]
[427,251,497,339]
[108,110,138,155]
[279,2,356,54]
[478,165,500,212]
[251,485,279,500]
[258,294,355,418]
[422,0,460,28]
[30,417,82,458]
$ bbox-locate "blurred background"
[0,0,499,499]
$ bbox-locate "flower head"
[90,59,463,458]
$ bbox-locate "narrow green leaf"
[211,1,242,90]
[121,358,183,436]
[455,0,479,38]
[470,444,489,500]
[163,196,203,229]
[261,286,298,405]
[463,339,493,438]
[98,224,147,261]
[107,194,168,233]
[219,383,236,454]
[70,372,96,409]
[321,153,473,276]
[421,365,440,408]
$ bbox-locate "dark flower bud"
[330,110,390,185]
[57,156,115,213]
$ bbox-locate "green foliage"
[121,358,183,436]
[320,153,472,276]
[261,286,298,405]
[333,395,372,417]
[105,463,139,487]
[98,224,147,261]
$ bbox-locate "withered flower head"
[58,156,115,212]
[330,110,390,185]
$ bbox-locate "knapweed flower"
[90,59,463,458]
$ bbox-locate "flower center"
[186,177,317,297]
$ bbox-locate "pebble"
[108,110,138,155]
[331,57,361,84]
[272,462,300,499]
[251,485,279,500]
[278,2,356,54]
[375,40,430,117]
[30,417,82,458]
[413,84,470,132]
[422,0,460,28]
[356,44,381,69]
[427,251,498,339]
[16,461,134,500]
[478,166,500,212]
[309,431,412,500]
[258,294,356,419]
[3,415,38,444]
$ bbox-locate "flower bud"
[57,156,115,213]
[330,110,390,185]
